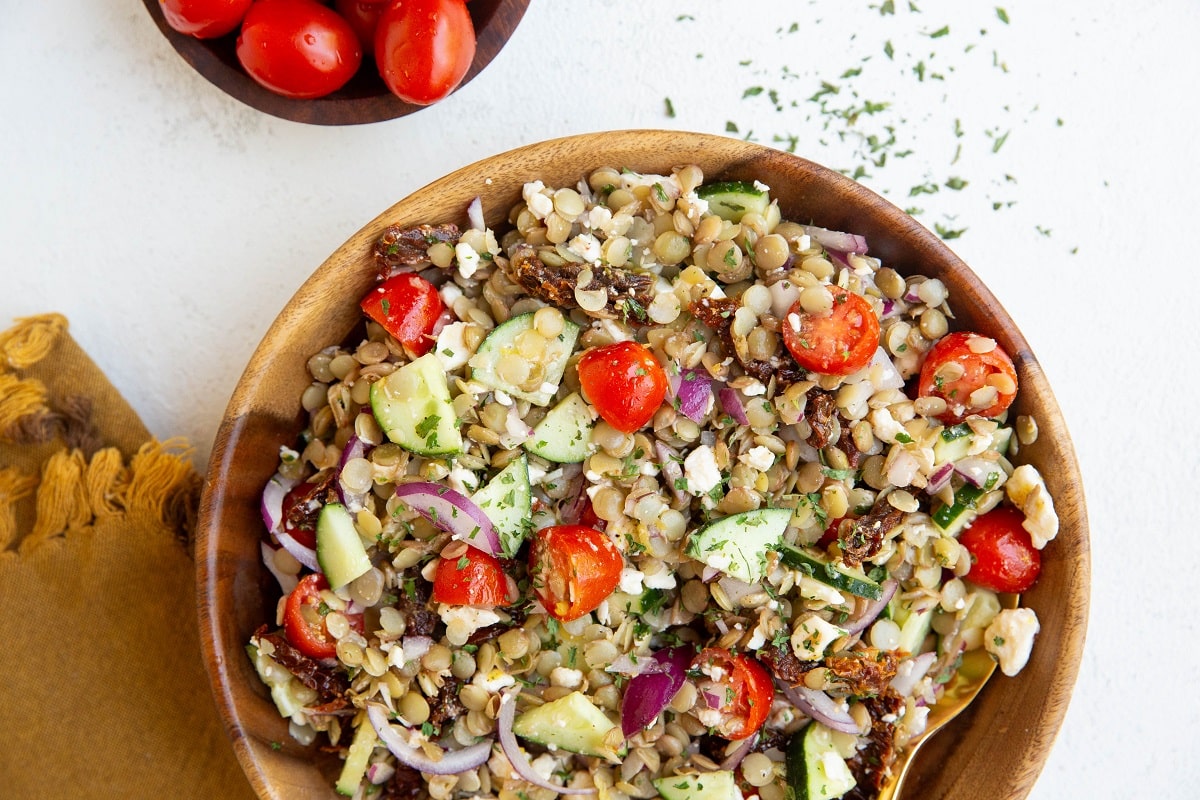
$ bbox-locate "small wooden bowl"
[142,0,530,125]
[197,131,1090,799]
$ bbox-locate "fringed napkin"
[0,314,256,799]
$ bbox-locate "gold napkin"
[0,314,256,799]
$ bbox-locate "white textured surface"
[3,1,1199,796]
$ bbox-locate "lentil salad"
[249,164,1058,800]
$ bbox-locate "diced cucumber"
[370,352,463,456]
[892,595,937,656]
[933,422,1015,465]
[469,312,581,406]
[696,181,771,223]
[247,643,316,719]
[653,771,744,800]
[316,502,372,589]
[684,508,791,584]
[786,722,858,800]
[524,392,595,463]
[511,691,620,759]
[777,544,883,600]
[335,714,378,796]
[470,453,533,558]
[931,484,986,535]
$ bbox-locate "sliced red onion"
[769,276,802,319]
[719,733,758,771]
[606,652,676,677]
[842,578,899,636]
[904,285,923,303]
[777,682,862,735]
[498,690,597,794]
[654,441,687,504]
[866,347,905,391]
[276,529,321,573]
[703,691,724,709]
[366,762,396,785]
[954,457,1003,489]
[803,225,868,255]
[337,434,373,513]
[881,298,899,318]
[716,576,757,607]
[890,652,938,697]
[467,196,486,232]
[927,463,955,495]
[620,646,694,737]
[701,565,721,583]
[367,703,493,775]
[260,542,299,594]
[401,635,433,663]
[717,387,750,426]
[670,368,713,424]
[260,473,299,534]
[392,482,500,556]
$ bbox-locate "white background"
[3,1,1199,797]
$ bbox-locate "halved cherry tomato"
[690,648,774,740]
[781,286,880,376]
[283,573,364,659]
[375,0,477,106]
[577,341,669,433]
[335,0,387,52]
[431,547,513,607]
[360,273,444,356]
[236,0,363,100]
[528,525,623,622]
[160,0,253,39]
[918,331,1018,424]
[958,506,1041,593]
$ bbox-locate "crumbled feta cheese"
[870,407,908,444]
[643,570,677,590]
[791,613,847,661]
[472,666,516,693]
[740,380,767,397]
[569,233,602,262]
[438,281,464,309]
[985,607,1040,676]
[455,242,480,280]
[438,604,502,647]
[434,321,472,370]
[530,754,558,780]
[446,466,480,495]
[683,445,722,496]
[587,205,612,231]
[1005,464,1059,549]
[739,445,776,472]
[522,181,552,219]
[493,389,513,406]
[618,566,645,595]
[549,667,584,689]
[753,180,771,192]
[797,575,846,606]
[596,317,633,344]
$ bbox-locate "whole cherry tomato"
[528,525,623,622]
[782,285,880,376]
[690,648,774,740]
[360,273,444,356]
[577,341,669,433]
[431,547,514,607]
[918,330,1018,424]
[958,506,1042,593]
[236,0,363,100]
[283,573,364,659]
[375,0,476,105]
[334,0,387,52]
[160,0,253,39]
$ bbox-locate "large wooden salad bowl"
[197,130,1090,799]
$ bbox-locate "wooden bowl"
[142,0,530,125]
[197,130,1090,799]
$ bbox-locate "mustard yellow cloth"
[0,314,256,799]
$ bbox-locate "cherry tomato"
[375,0,476,106]
[431,547,513,607]
[360,273,444,356]
[918,331,1018,424]
[528,525,623,622]
[236,0,363,100]
[690,649,774,740]
[283,573,364,659]
[781,285,880,376]
[160,0,253,39]
[335,0,387,52]
[577,341,669,433]
[958,506,1042,593]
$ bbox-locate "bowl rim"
[197,129,1091,799]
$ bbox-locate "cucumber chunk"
[696,180,770,223]
[777,544,883,600]
[684,507,791,584]
[316,502,372,590]
[524,392,595,463]
[335,714,378,796]
[370,352,463,456]
[653,770,744,800]
[469,312,581,406]
[786,722,858,800]
[471,454,533,558]
[512,691,620,759]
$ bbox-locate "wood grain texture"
[196,131,1091,799]
[141,0,529,125]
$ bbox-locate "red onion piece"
[392,482,500,556]
[260,473,298,534]
[881,298,898,318]
[620,646,694,737]
[366,762,396,785]
[498,690,598,794]
[670,368,713,424]
[467,196,486,232]
[927,463,955,495]
[337,434,374,513]
[954,456,1002,488]
[367,704,493,776]
[606,652,675,677]
[276,529,321,573]
[890,652,937,697]
[717,387,750,426]
[777,682,862,735]
[719,732,758,771]
[400,635,433,664]
[260,542,299,594]
[654,441,687,504]
[842,578,899,636]
[803,225,868,255]
[701,565,721,583]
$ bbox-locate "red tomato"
[918,331,1018,424]
[375,0,477,105]
[431,548,513,607]
[690,649,773,740]
[577,341,669,433]
[782,285,879,376]
[529,525,623,622]
[160,0,253,38]
[236,0,363,100]
[958,506,1042,593]
[335,0,387,52]
[283,573,364,659]
[360,273,444,356]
